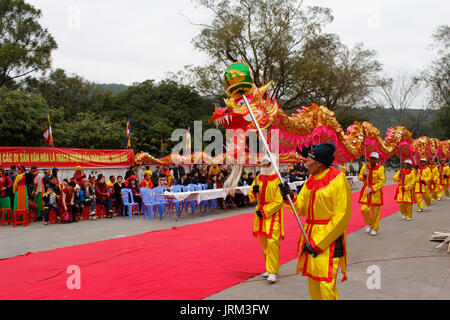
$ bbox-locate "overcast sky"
[27,0,449,87]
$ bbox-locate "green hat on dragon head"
[224,61,255,98]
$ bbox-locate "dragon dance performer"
[437,158,450,200]
[248,154,285,284]
[280,142,351,300]
[358,152,385,236]
[415,158,432,212]
[428,158,439,204]
[393,159,416,221]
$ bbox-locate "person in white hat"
[437,158,450,200]
[358,151,385,236]
[393,159,416,221]
[414,158,432,212]
[248,153,284,283]
[428,158,440,204]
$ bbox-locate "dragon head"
[209,61,279,131]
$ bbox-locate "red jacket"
[95,182,110,201]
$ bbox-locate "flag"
[43,108,55,147]
[125,118,132,149]
[185,125,191,154]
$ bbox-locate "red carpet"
[0,185,399,300]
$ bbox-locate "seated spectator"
[73,166,86,186]
[190,171,200,184]
[73,185,84,221]
[95,174,114,218]
[42,186,61,225]
[81,178,96,219]
[141,173,153,189]
[199,172,208,184]
[62,181,77,223]
[247,172,254,186]
[176,173,189,186]
[207,175,217,190]
[126,176,142,214]
[106,175,116,188]
[159,174,168,187]
[106,175,116,202]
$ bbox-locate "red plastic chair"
[96,204,106,219]
[1,208,13,226]
[49,208,59,224]
[28,201,37,222]
[82,205,90,220]
[13,209,29,227]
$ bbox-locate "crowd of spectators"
[0,161,311,225]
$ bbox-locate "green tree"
[0,87,49,146]
[52,112,125,149]
[24,69,113,118]
[0,0,57,87]
[113,80,215,156]
[179,0,381,114]
[423,25,450,138]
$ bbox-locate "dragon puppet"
[207,61,450,165]
[134,61,449,166]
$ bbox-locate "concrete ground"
[1,169,449,300]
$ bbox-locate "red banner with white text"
[0,147,135,169]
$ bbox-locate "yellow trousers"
[444,186,450,198]
[307,258,340,300]
[400,203,413,219]
[416,193,431,210]
[437,186,443,200]
[361,205,381,231]
[431,189,437,202]
[259,219,281,275]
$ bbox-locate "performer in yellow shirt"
[358,152,385,236]
[437,158,450,200]
[279,142,351,300]
[415,158,432,212]
[393,159,416,221]
[248,154,284,283]
[428,158,439,204]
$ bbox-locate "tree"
[24,69,113,118]
[0,87,49,146]
[112,80,215,157]
[0,0,57,87]
[52,112,125,149]
[178,0,381,114]
[423,25,450,138]
[370,72,425,129]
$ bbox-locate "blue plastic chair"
[169,185,185,217]
[185,184,202,215]
[140,188,155,219]
[121,188,139,219]
[152,186,169,218]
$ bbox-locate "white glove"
[367,188,372,195]
[364,169,369,176]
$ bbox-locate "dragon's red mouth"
[209,105,263,130]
